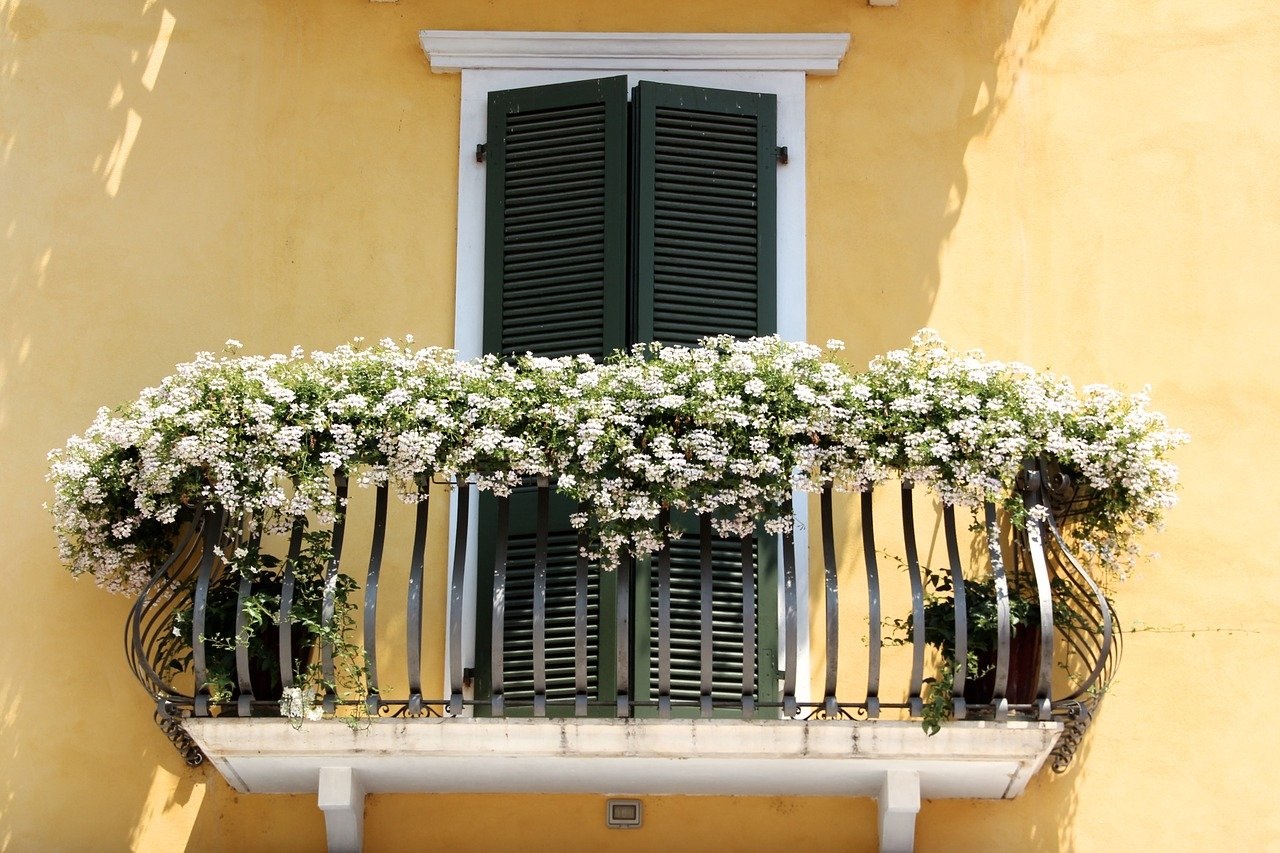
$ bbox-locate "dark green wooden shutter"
[631,81,777,346]
[634,517,779,716]
[483,76,629,359]
[478,77,628,715]
[629,82,780,714]
[474,488,617,714]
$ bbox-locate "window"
[419,30,851,711]
[474,75,780,715]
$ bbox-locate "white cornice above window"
[418,31,851,74]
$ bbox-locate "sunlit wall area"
[2,0,1278,849]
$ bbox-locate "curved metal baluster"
[942,505,968,720]
[532,476,550,718]
[322,472,350,714]
[740,533,756,720]
[821,486,839,718]
[491,492,510,717]
[901,484,925,717]
[192,510,227,717]
[861,491,882,719]
[657,508,672,719]
[781,498,798,719]
[126,514,205,700]
[1044,511,1116,703]
[1019,468,1056,720]
[1051,565,1107,682]
[698,513,714,719]
[126,525,194,687]
[278,516,305,692]
[448,475,470,716]
[985,502,1011,721]
[233,547,255,717]
[406,493,430,716]
[364,485,388,716]
[575,522,589,718]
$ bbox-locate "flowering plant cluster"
[48,331,1186,594]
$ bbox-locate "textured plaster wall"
[2,0,1278,850]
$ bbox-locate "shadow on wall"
[0,0,260,849]
[916,721,1097,852]
[809,0,1059,364]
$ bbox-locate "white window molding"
[419,31,850,74]
[420,31,851,708]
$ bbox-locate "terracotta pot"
[243,623,315,703]
[962,626,1042,706]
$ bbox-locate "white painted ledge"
[185,717,1059,800]
[419,31,851,74]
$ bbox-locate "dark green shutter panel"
[629,83,780,715]
[474,487,617,714]
[484,76,628,359]
[478,77,627,717]
[631,81,778,346]
[634,520,779,716]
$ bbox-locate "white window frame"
[419,31,850,709]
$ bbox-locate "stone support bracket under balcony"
[185,717,1061,852]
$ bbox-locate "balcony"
[127,464,1116,853]
[41,334,1175,852]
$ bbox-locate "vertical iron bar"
[740,533,756,720]
[532,476,550,717]
[491,493,510,717]
[234,568,254,717]
[943,505,969,720]
[615,553,631,717]
[657,508,672,719]
[406,494,430,716]
[699,513,714,719]
[901,485,925,717]
[278,515,306,692]
[781,501,798,718]
[821,486,839,718]
[861,491,881,719]
[321,472,349,715]
[448,475,469,716]
[192,510,226,718]
[575,524,589,717]
[364,485,388,716]
[985,502,1012,721]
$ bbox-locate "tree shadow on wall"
[808,0,1060,365]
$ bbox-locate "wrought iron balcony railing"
[126,459,1118,775]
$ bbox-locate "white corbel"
[318,766,366,853]
[878,769,921,853]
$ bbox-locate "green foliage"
[888,562,1085,735]
[168,526,370,725]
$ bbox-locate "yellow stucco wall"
[3,0,1278,850]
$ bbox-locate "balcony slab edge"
[184,717,1061,800]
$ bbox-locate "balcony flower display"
[47,331,1187,596]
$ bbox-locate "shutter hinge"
[475,143,487,163]
[776,145,789,165]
